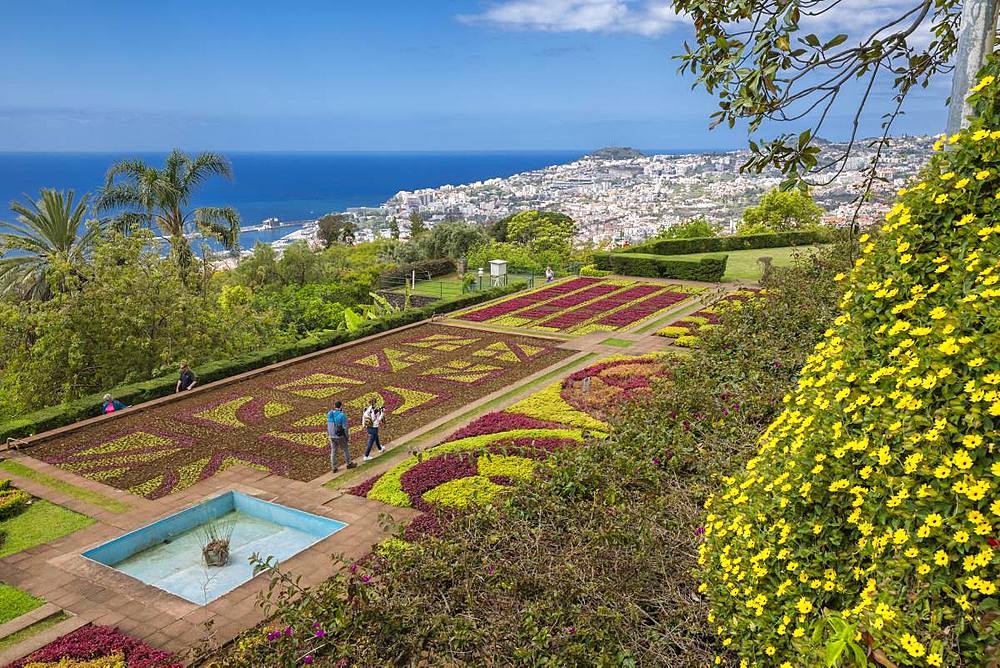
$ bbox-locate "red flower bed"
[444,412,567,442]
[596,290,688,327]
[537,284,662,330]
[458,278,599,322]
[6,624,180,668]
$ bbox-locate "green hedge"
[620,230,826,256]
[0,282,526,443]
[592,252,727,281]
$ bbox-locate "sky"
[0,0,954,152]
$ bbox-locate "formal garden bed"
[4,624,180,668]
[29,324,572,500]
[349,353,671,539]
[456,277,702,335]
[655,288,761,346]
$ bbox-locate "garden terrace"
[655,288,761,347]
[454,277,703,335]
[350,354,672,535]
[27,324,573,500]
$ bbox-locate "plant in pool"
[199,514,236,568]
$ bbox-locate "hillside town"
[353,135,934,244]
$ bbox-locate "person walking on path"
[362,395,386,461]
[100,394,128,415]
[545,265,554,283]
[176,363,198,393]
[327,400,354,472]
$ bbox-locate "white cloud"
[459,0,683,37]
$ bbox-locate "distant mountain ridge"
[587,147,646,160]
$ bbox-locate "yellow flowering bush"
[699,65,1000,666]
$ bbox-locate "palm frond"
[182,152,233,191]
[194,206,242,250]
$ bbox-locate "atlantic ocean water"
[0,152,589,247]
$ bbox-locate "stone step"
[0,602,62,640]
[0,614,86,667]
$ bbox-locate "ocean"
[0,151,592,249]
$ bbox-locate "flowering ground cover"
[655,288,761,347]
[5,624,180,668]
[350,353,672,524]
[457,277,701,335]
[30,325,571,499]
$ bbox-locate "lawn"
[0,583,42,625]
[33,324,573,499]
[656,244,829,282]
[0,500,94,558]
[390,272,537,300]
[457,277,701,335]
[0,460,130,514]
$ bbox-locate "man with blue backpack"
[327,400,355,472]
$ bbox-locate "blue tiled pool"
[83,491,346,605]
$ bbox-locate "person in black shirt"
[176,363,198,393]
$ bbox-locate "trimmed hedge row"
[379,258,456,287]
[0,283,526,443]
[620,230,826,256]
[592,252,727,282]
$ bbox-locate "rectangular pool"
[83,491,346,605]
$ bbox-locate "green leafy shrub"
[0,283,525,442]
[621,230,827,256]
[0,480,30,520]
[592,252,727,281]
[699,67,1000,666]
[579,264,612,277]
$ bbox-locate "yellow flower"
[935,193,949,204]
[795,597,813,614]
[973,74,996,91]
[941,172,955,181]
[954,177,970,189]
[934,550,949,566]
[977,169,991,180]
[954,530,970,544]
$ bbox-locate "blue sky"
[0,0,952,151]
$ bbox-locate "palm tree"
[95,150,241,260]
[0,189,99,300]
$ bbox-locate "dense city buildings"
[363,136,934,244]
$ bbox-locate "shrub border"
[0,282,526,445]
[618,230,827,256]
[591,252,727,281]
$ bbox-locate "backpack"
[333,413,346,438]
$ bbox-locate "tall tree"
[656,216,717,240]
[504,210,577,255]
[0,189,99,300]
[388,218,400,240]
[317,214,356,248]
[408,212,427,238]
[95,150,241,262]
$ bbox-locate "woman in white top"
[362,395,386,461]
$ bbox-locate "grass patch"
[0,460,130,514]
[0,500,94,558]
[599,338,633,348]
[656,245,829,282]
[0,612,68,652]
[328,353,600,489]
[0,584,43,625]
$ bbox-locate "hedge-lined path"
[0,462,419,663]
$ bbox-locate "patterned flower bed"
[655,288,761,347]
[350,353,672,526]
[457,278,701,335]
[5,624,180,668]
[31,325,572,499]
